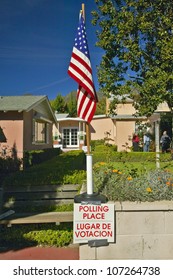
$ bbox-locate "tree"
[92,0,173,116]
[51,94,68,113]
[66,92,77,117]
[95,96,106,114]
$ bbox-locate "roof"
[93,114,107,119]
[109,94,133,103]
[55,113,69,119]
[110,114,147,120]
[55,113,86,122]
[0,95,46,112]
[92,114,147,120]
[0,95,57,124]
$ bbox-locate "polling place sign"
[73,203,114,244]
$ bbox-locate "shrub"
[23,148,61,168]
[0,157,21,174]
[24,229,73,247]
[93,162,173,202]
[0,223,73,248]
[90,140,105,151]
[93,151,172,164]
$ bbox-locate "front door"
[63,128,78,148]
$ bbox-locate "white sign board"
[73,203,114,244]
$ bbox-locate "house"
[53,112,86,150]
[53,95,166,152]
[0,95,57,159]
[90,96,162,151]
[53,97,156,152]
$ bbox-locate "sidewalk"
[0,246,79,260]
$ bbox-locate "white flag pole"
[82,3,94,195]
[74,4,106,203]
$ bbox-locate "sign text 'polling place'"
[73,203,114,244]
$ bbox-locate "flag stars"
[73,15,90,59]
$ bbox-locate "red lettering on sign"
[83,213,105,219]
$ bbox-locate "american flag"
[68,11,97,123]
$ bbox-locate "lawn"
[2,148,173,202]
[1,148,173,249]
[2,150,86,188]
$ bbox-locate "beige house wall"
[91,100,149,151]
[90,117,136,151]
[90,117,115,142]
[0,110,53,159]
[59,120,80,133]
[116,102,136,115]
[53,119,86,149]
[0,112,24,158]
[116,120,135,151]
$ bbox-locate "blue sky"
[0,0,103,100]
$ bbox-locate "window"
[33,120,49,144]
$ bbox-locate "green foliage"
[0,223,73,249]
[93,151,172,164]
[24,229,72,247]
[91,140,117,152]
[2,150,86,188]
[91,139,105,151]
[66,92,77,117]
[23,148,61,168]
[95,96,106,114]
[51,94,68,113]
[92,0,173,116]
[94,162,173,202]
[0,157,21,174]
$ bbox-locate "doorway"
[63,128,78,148]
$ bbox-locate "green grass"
[2,150,86,188]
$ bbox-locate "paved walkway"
[0,246,79,260]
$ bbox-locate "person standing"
[132,133,140,151]
[143,133,151,152]
[160,131,171,153]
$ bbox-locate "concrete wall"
[80,201,173,260]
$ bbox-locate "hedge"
[93,151,172,163]
[23,147,61,168]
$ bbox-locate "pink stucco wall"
[116,120,135,151]
[90,117,136,151]
[90,117,116,142]
[0,112,24,158]
[0,110,53,159]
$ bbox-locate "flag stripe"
[68,64,95,98]
[71,48,92,73]
[68,12,97,123]
[77,87,96,123]
[68,48,95,97]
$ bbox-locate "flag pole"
[81,3,93,196]
[68,4,107,203]
[81,3,90,154]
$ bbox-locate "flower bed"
[93,162,173,202]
